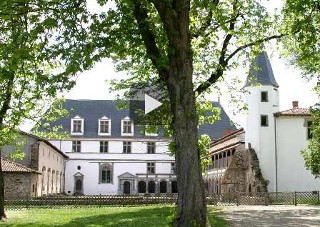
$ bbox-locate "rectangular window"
[100,164,112,183]
[100,141,108,153]
[171,162,176,174]
[99,120,110,133]
[99,117,111,135]
[307,121,313,139]
[123,141,131,153]
[261,115,269,127]
[101,170,111,183]
[123,120,132,134]
[261,91,268,102]
[72,141,81,153]
[73,120,82,133]
[147,162,155,174]
[147,142,156,154]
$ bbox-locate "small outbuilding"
[2,157,41,199]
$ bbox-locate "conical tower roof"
[245,51,279,88]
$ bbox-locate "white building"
[207,50,320,193]
[44,100,235,195]
[2,131,68,197]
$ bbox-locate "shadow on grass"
[208,207,229,227]
[2,206,228,227]
[3,206,173,227]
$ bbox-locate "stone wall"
[221,146,268,195]
[4,173,38,198]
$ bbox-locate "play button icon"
[145,94,162,114]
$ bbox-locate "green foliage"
[282,1,320,177]
[282,0,320,76]
[32,99,70,140]
[301,104,320,177]
[198,134,212,173]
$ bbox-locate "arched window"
[41,167,46,194]
[171,181,178,193]
[138,181,146,193]
[148,181,155,193]
[99,163,113,183]
[160,181,167,193]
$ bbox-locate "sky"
[22,0,319,131]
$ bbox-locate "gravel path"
[219,205,320,227]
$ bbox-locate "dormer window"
[98,116,111,136]
[121,117,134,136]
[71,116,84,135]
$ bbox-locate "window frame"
[121,117,134,136]
[99,163,113,184]
[99,141,109,153]
[147,142,156,154]
[98,116,111,136]
[72,140,81,153]
[260,115,269,127]
[71,116,84,135]
[123,141,132,154]
[147,162,155,174]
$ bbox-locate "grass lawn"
[0,206,227,227]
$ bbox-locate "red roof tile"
[1,158,40,174]
[274,108,310,117]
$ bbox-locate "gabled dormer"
[71,115,84,136]
[98,116,111,136]
[121,116,134,136]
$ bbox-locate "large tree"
[87,0,282,225]
[282,0,320,177]
[0,0,90,219]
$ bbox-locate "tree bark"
[167,75,207,226]
[165,17,207,225]
[0,73,15,220]
[0,154,6,220]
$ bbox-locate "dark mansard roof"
[37,99,236,141]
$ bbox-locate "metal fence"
[4,191,320,210]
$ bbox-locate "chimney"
[292,101,299,108]
[224,128,231,136]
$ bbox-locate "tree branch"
[132,0,169,80]
[195,0,239,94]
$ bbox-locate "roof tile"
[2,158,40,174]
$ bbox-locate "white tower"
[245,51,279,192]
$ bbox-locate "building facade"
[2,132,68,196]
[2,157,40,198]
[44,99,235,195]
[206,50,320,194]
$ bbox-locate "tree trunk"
[166,43,207,225]
[0,154,6,220]
[167,74,207,226]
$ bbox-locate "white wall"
[60,139,174,195]
[276,117,320,191]
[245,85,279,192]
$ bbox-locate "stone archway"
[74,172,84,195]
[160,181,167,193]
[138,181,146,193]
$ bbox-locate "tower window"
[261,91,268,102]
[307,121,313,139]
[261,115,269,127]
